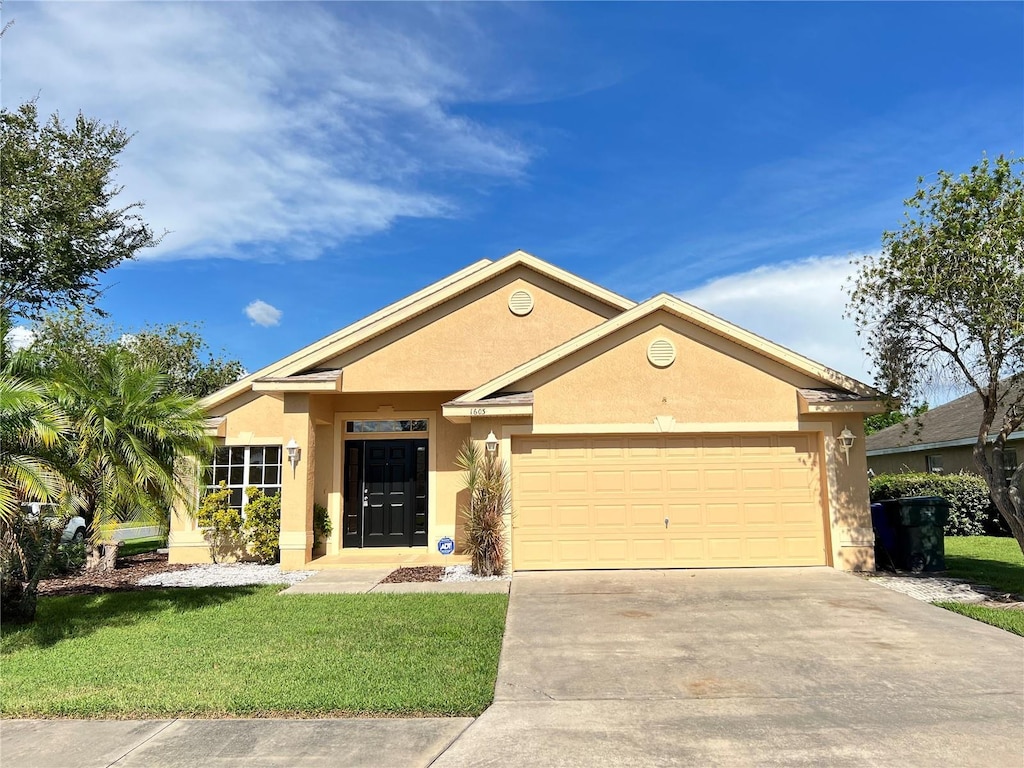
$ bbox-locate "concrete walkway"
[279,568,510,594]
[0,718,472,768]
[434,568,1024,767]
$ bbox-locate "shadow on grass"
[2,587,262,651]
[944,555,1024,596]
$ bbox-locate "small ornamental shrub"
[456,440,509,577]
[869,471,1007,536]
[313,502,331,548]
[195,482,245,562]
[244,487,281,564]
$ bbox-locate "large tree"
[1,101,160,320]
[25,308,244,399]
[848,154,1024,550]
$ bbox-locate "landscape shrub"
[456,440,509,576]
[313,502,331,549]
[869,471,1007,536]
[244,488,281,564]
[195,482,246,562]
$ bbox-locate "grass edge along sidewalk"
[1,588,508,719]
[939,536,1024,637]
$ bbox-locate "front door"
[343,439,428,548]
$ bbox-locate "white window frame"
[205,445,283,513]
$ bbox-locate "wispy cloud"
[2,3,533,262]
[679,254,875,382]
[244,300,283,328]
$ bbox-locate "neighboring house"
[866,382,1024,481]
[170,251,887,572]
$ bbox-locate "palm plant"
[50,346,213,568]
[0,315,75,621]
[455,440,510,576]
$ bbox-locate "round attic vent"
[508,289,534,316]
[647,338,676,368]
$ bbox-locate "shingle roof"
[254,368,342,384]
[866,379,1024,452]
[799,388,880,404]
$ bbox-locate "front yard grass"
[944,536,1024,595]
[937,536,1024,636]
[935,602,1024,637]
[1,588,508,719]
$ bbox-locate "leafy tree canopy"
[24,308,244,399]
[1,101,160,320]
[863,404,929,436]
[848,153,1024,549]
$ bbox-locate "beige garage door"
[512,434,828,570]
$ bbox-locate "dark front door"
[343,439,428,548]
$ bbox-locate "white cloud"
[2,4,532,261]
[5,325,36,351]
[679,254,876,383]
[244,300,283,328]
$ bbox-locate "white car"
[20,502,88,544]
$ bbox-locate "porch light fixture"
[838,427,856,465]
[285,438,301,472]
[484,430,499,455]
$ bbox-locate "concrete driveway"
[434,567,1024,767]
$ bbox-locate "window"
[1003,449,1019,484]
[925,455,944,474]
[345,419,427,433]
[205,445,282,512]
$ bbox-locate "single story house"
[866,382,1023,480]
[170,251,886,572]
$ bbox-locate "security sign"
[437,536,455,556]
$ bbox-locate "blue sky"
[3,2,1022,389]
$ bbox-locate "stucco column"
[280,393,315,570]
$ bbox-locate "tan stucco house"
[170,251,887,572]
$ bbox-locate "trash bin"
[894,496,948,572]
[872,496,948,572]
[870,501,900,570]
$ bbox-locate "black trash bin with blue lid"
[870,501,900,570]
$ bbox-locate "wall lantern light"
[484,430,499,455]
[285,438,301,473]
[838,427,856,465]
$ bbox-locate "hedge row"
[869,472,1009,536]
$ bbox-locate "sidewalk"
[0,718,473,768]
[279,568,510,595]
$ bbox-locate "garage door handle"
[664,517,669,528]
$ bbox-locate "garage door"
[512,434,828,570]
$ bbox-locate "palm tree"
[0,315,74,621]
[50,347,213,568]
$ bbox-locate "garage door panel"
[512,434,827,570]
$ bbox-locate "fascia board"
[866,430,1024,456]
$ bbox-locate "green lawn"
[944,536,1024,595]
[937,536,1024,635]
[1,588,508,718]
[935,602,1024,637]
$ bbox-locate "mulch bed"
[381,566,444,584]
[37,552,190,598]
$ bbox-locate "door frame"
[331,410,436,554]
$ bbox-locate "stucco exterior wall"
[522,311,822,428]
[326,267,619,393]
[868,439,1023,477]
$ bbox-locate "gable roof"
[200,250,635,411]
[866,379,1024,454]
[452,293,884,405]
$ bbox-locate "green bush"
[869,472,1005,536]
[195,482,246,562]
[244,487,281,564]
[456,441,509,577]
[313,502,331,548]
